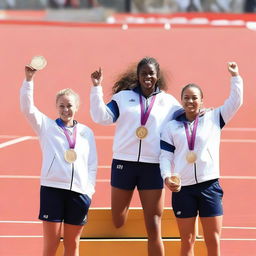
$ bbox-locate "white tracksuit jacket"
[160,76,243,185]
[90,86,181,163]
[20,80,97,198]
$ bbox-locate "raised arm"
[20,66,46,135]
[90,68,119,125]
[219,62,243,125]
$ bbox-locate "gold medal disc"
[29,56,47,70]
[64,149,77,163]
[136,126,148,139]
[186,151,197,163]
[170,175,181,185]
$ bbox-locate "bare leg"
[200,216,223,256]
[139,189,165,256]
[63,223,84,256]
[42,221,62,256]
[176,217,197,256]
[111,186,134,228]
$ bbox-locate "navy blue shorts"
[172,179,223,218]
[111,159,163,190]
[39,186,91,226]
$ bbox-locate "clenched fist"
[25,65,36,82]
[228,62,239,77]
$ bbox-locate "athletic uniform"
[20,80,98,225]
[90,85,181,190]
[160,76,243,217]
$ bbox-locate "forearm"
[220,75,243,123]
[159,150,172,180]
[20,80,45,134]
[90,86,115,125]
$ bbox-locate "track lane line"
[0,235,43,238]
[220,176,256,179]
[0,221,41,224]
[224,128,256,131]
[1,135,256,144]
[222,139,256,143]
[0,175,255,180]
[0,136,33,149]
[222,226,256,230]
[0,127,255,138]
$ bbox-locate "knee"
[112,216,126,229]
[113,221,125,229]
[181,234,196,247]
[43,238,60,255]
[205,232,221,247]
[146,215,162,240]
[63,239,79,253]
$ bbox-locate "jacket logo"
[116,164,123,170]
[129,99,135,102]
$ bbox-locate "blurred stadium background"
[0,1,256,23]
[1,0,256,255]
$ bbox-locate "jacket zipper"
[137,140,142,162]
[46,155,55,176]
[194,163,198,183]
[70,163,74,190]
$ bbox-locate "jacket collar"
[173,108,210,122]
[133,85,161,98]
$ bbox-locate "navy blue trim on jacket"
[107,100,120,122]
[220,113,225,129]
[160,140,176,153]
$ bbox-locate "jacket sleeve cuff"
[91,85,103,94]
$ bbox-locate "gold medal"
[29,56,47,70]
[136,126,148,139]
[64,149,77,163]
[170,175,181,185]
[186,151,197,163]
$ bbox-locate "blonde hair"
[56,88,80,108]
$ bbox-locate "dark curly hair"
[112,57,168,94]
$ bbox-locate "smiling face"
[181,85,203,121]
[56,94,78,127]
[138,63,159,97]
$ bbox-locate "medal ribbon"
[139,94,156,126]
[56,118,77,149]
[183,115,199,150]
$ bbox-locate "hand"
[91,67,103,86]
[25,65,36,81]
[228,62,239,77]
[165,177,181,192]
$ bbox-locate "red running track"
[0,21,256,255]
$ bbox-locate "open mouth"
[143,80,153,86]
[62,114,71,118]
[186,105,195,111]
